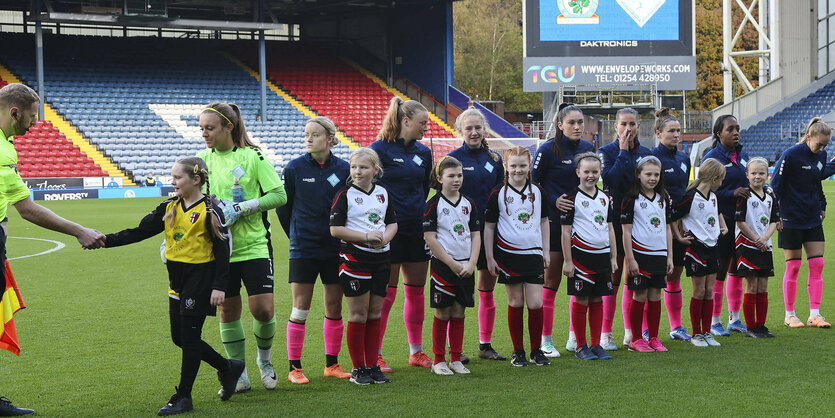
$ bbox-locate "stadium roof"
[2,0,449,22]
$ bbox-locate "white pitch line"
[6,236,67,260]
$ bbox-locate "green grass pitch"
[2,186,835,416]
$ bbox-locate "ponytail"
[378,97,428,142]
[800,117,832,144]
[455,107,499,162]
[203,102,258,149]
[163,157,225,240]
[654,107,679,133]
[553,103,583,159]
[687,158,725,193]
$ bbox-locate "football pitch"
[2,186,835,417]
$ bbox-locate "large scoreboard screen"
[523,0,696,91]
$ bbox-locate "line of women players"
[100,99,832,413]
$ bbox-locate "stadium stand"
[238,44,460,160]
[0,33,354,182]
[739,79,835,161]
[0,72,108,178]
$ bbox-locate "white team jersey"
[561,187,613,254]
[677,189,720,247]
[423,193,479,261]
[734,188,778,250]
[329,184,395,254]
[621,192,670,256]
[485,183,547,256]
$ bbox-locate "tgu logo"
[527,65,576,83]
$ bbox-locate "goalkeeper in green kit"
[197,102,287,393]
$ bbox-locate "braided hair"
[502,146,534,216]
[164,157,224,240]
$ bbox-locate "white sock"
[409,344,422,355]
[541,335,553,344]
[257,347,271,364]
[711,315,722,325]
[567,331,576,341]
[729,311,740,322]
[810,308,821,319]
[623,329,633,340]
[240,367,249,380]
[786,310,796,319]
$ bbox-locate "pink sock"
[808,256,825,310]
[621,287,633,331]
[378,286,397,353]
[286,321,305,361]
[568,296,575,332]
[783,259,801,312]
[541,287,557,338]
[602,285,619,333]
[478,290,496,343]
[403,284,424,346]
[323,317,343,356]
[727,275,744,313]
[664,281,683,329]
[712,280,725,317]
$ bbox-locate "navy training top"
[277,152,351,259]
[651,143,691,205]
[369,138,433,236]
[701,142,750,219]
[599,138,652,221]
[770,142,827,229]
[447,143,504,224]
[531,134,595,231]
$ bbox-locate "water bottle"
[231,178,244,203]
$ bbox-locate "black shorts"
[735,244,774,277]
[226,258,274,298]
[166,261,217,317]
[288,258,340,285]
[339,252,391,297]
[567,249,613,296]
[476,240,489,270]
[548,227,563,254]
[672,239,686,267]
[717,216,737,274]
[612,221,625,257]
[390,233,430,264]
[626,253,667,290]
[495,250,545,285]
[429,258,475,308]
[684,242,720,277]
[778,225,825,250]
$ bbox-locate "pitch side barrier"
[29,186,175,201]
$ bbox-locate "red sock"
[508,306,524,352]
[527,307,543,352]
[432,316,448,364]
[756,292,769,328]
[589,301,603,347]
[629,299,645,340]
[646,300,661,339]
[743,292,757,330]
[701,298,712,335]
[571,302,589,347]
[690,298,703,335]
[346,321,366,369]
[364,318,381,368]
[448,317,464,362]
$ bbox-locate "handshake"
[79,227,106,250]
